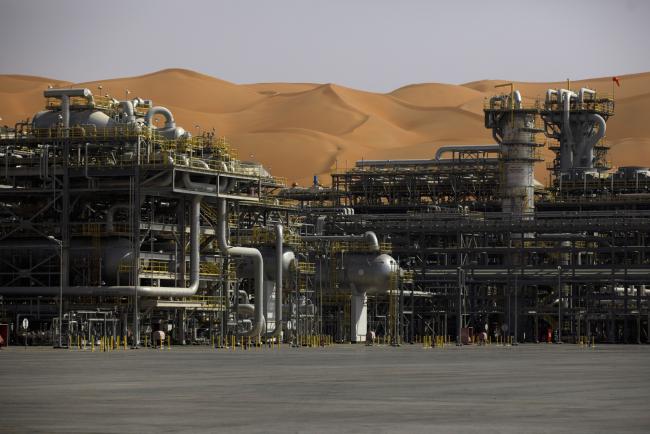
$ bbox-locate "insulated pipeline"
[217,198,265,337]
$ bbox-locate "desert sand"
[1,68,649,186]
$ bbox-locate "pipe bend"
[145,106,175,128]
[578,88,595,103]
[118,101,136,123]
[105,203,130,232]
[6,196,203,297]
[182,166,234,194]
[216,198,265,337]
[364,231,379,252]
[435,145,500,160]
[513,90,522,109]
[44,88,94,105]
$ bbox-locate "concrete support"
[351,292,367,343]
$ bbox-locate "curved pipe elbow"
[118,101,136,123]
[578,88,596,103]
[44,87,94,105]
[216,198,265,337]
[145,106,176,128]
[545,89,558,103]
[106,203,131,232]
[182,172,233,194]
[513,90,522,109]
[364,231,379,252]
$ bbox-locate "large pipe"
[578,88,596,103]
[182,159,234,194]
[144,106,175,128]
[118,100,136,123]
[0,196,203,297]
[513,90,522,109]
[559,89,576,171]
[435,145,500,161]
[43,88,94,130]
[536,233,612,247]
[106,203,130,232]
[545,89,558,104]
[580,113,606,167]
[217,198,265,337]
[302,231,380,252]
[265,224,284,337]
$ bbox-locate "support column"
[351,291,367,343]
[60,138,70,348]
[179,308,186,345]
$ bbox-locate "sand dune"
[1,68,649,186]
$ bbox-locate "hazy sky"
[1,0,649,91]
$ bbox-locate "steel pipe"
[217,198,265,337]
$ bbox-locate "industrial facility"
[1,84,648,348]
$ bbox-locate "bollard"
[167,335,171,350]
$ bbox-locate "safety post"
[167,335,171,350]
[116,335,120,349]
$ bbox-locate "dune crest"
[1,69,649,186]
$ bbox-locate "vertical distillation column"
[485,91,541,343]
[499,111,538,215]
[485,91,541,215]
[485,91,541,216]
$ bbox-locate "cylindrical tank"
[32,109,116,130]
[500,112,537,215]
[0,237,132,286]
[343,253,398,295]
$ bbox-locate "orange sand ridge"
[1,69,649,186]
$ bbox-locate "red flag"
[612,76,620,87]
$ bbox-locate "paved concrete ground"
[0,344,648,433]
